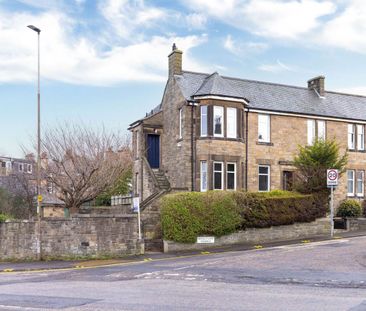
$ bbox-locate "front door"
[147,134,160,169]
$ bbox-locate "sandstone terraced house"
[129,44,366,211]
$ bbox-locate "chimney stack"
[168,43,183,77]
[307,76,325,97]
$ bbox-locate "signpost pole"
[330,185,334,237]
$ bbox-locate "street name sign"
[197,236,215,244]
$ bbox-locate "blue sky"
[1,0,366,156]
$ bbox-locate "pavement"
[1,229,366,273]
[1,234,366,310]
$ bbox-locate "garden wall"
[164,218,330,253]
[0,215,143,261]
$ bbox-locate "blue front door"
[147,134,160,168]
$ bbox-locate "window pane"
[214,162,222,171]
[214,172,222,189]
[227,173,235,190]
[259,166,268,174]
[357,171,364,195]
[200,161,207,192]
[347,170,354,194]
[307,120,315,145]
[179,108,183,139]
[317,120,325,140]
[214,106,224,136]
[258,114,270,142]
[348,124,355,149]
[357,125,364,150]
[227,163,235,172]
[259,175,268,191]
[201,106,207,137]
[227,108,237,138]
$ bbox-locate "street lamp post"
[27,25,41,217]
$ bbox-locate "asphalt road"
[1,237,366,310]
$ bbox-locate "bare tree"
[41,124,132,211]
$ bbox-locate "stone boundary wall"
[164,218,331,253]
[0,215,143,261]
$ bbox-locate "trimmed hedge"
[337,199,362,218]
[161,190,327,243]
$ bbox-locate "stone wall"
[163,218,330,253]
[0,215,143,261]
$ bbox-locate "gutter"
[187,100,198,191]
[245,108,249,191]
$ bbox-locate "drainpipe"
[245,108,249,191]
[188,100,198,191]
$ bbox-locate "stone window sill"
[198,136,245,143]
[347,149,366,153]
[256,141,273,146]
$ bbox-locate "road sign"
[37,195,43,202]
[327,169,339,187]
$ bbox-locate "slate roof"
[175,71,366,121]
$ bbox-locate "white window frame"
[347,170,355,196]
[357,124,365,151]
[348,124,355,150]
[179,108,183,139]
[19,163,23,172]
[317,120,326,141]
[357,170,364,197]
[213,106,224,137]
[258,114,270,142]
[226,162,236,190]
[27,164,32,174]
[200,106,208,137]
[213,161,224,190]
[307,119,316,145]
[227,108,237,139]
[258,165,270,192]
[200,161,208,192]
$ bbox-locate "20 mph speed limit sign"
[327,169,339,187]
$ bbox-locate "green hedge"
[337,199,362,218]
[161,190,326,243]
[0,213,12,223]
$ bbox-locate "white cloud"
[186,13,207,29]
[319,0,366,53]
[258,60,293,73]
[0,7,208,85]
[99,0,168,39]
[224,34,268,55]
[183,0,335,39]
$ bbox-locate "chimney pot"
[307,75,325,97]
